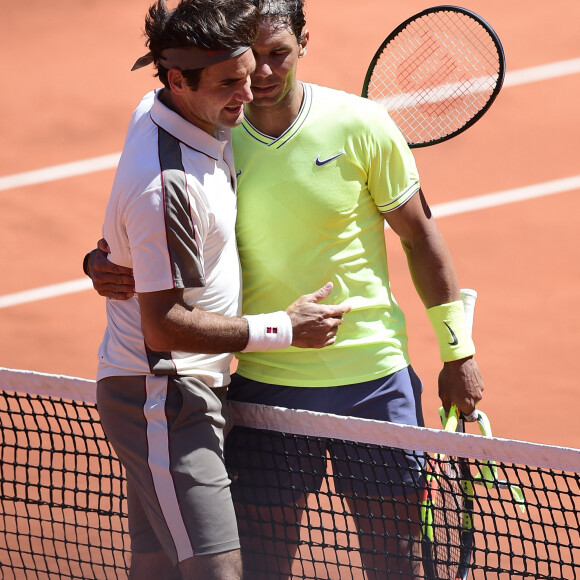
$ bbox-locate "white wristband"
[241,311,293,352]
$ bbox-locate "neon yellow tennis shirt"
[233,83,420,386]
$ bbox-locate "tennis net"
[1,366,580,579]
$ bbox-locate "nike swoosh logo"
[236,170,242,178]
[444,322,459,346]
[315,152,345,167]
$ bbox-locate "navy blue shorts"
[225,366,426,503]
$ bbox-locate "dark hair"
[144,0,261,89]
[256,0,306,42]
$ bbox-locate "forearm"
[401,223,475,363]
[386,192,483,410]
[142,299,249,354]
[401,224,460,308]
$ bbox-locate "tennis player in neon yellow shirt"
[226,1,485,577]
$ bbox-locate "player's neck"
[245,81,304,138]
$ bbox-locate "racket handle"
[463,409,480,423]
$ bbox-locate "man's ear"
[167,68,186,93]
[299,30,310,58]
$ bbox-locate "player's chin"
[249,92,276,107]
[222,104,245,127]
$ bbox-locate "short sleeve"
[365,107,421,213]
[124,184,205,293]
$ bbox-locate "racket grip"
[463,409,480,422]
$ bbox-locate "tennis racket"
[362,6,506,148]
[420,288,477,580]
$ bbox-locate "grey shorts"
[225,366,426,502]
[97,375,239,564]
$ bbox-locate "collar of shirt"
[150,89,230,162]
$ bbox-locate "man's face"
[176,49,255,133]
[249,19,308,109]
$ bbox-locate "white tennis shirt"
[97,90,241,387]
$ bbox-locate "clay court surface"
[1,0,579,451]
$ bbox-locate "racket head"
[421,414,475,579]
[362,5,506,148]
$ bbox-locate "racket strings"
[367,11,502,145]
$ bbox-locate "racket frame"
[361,5,506,148]
[420,414,474,580]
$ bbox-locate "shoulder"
[128,90,157,126]
[305,84,406,155]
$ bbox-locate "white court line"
[0,58,579,193]
[2,174,579,309]
[0,153,121,192]
[503,57,580,87]
[431,175,580,219]
[0,279,94,309]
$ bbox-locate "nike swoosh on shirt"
[444,322,459,346]
[315,152,345,166]
[236,170,242,178]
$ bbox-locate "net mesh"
[365,9,503,147]
[1,367,580,579]
[0,371,129,580]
